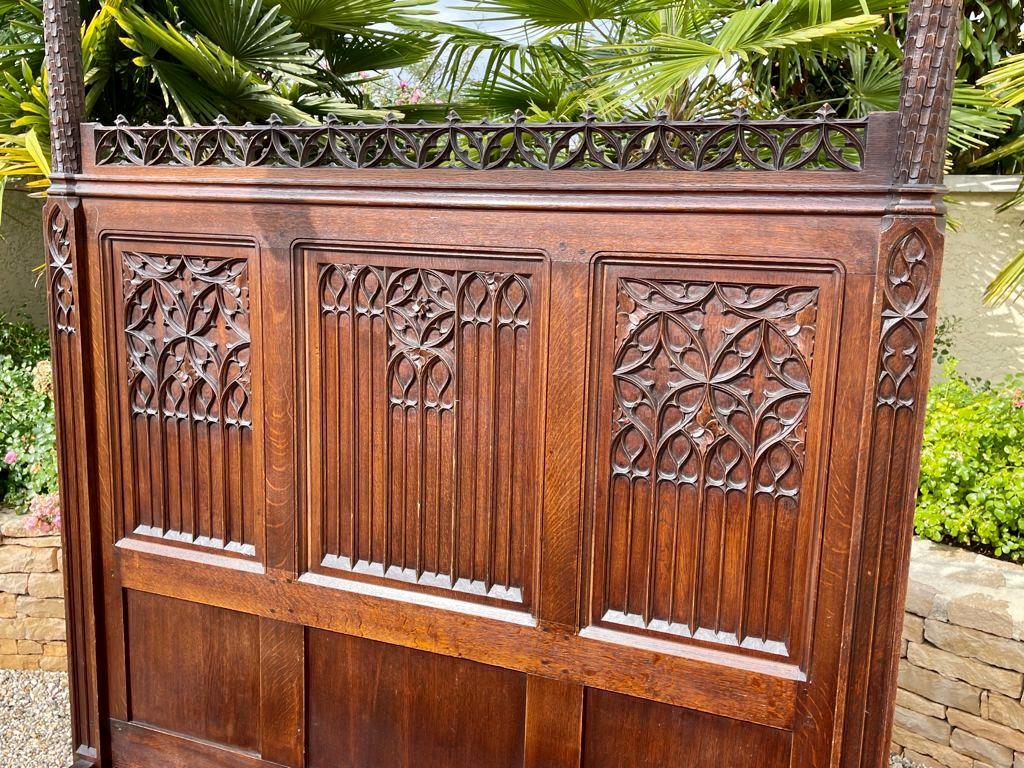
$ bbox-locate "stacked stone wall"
[0,511,67,671]
[893,540,1024,768]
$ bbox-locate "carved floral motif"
[121,250,254,554]
[877,229,931,410]
[46,204,75,334]
[123,252,251,425]
[610,279,818,498]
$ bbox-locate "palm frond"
[82,2,122,113]
[112,4,317,122]
[980,50,1024,109]
[949,84,1017,155]
[320,28,434,76]
[591,3,885,111]
[986,247,1024,305]
[275,0,432,32]
[424,20,583,97]
[0,128,50,192]
[177,0,316,81]
[454,0,681,28]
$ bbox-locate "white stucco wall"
[0,189,46,328]
[941,176,1024,381]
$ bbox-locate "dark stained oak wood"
[583,689,793,768]
[42,1,960,766]
[124,591,261,752]
[307,630,528,768]
[525,677,584,768]
[109,721,287,768]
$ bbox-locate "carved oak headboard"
[41,1,961,767]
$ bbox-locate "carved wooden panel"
[841,218,943,767]
[304,247,543,608]
[307,629,528,768]
[112,240,259,557]
[124,591,261,750]
[582,689,792,768]
[588,260,839,662]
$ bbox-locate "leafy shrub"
[0,317,56,512]
[915,359,1024,562]
[0,314,49,364]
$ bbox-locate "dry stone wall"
[894,539,1024,768]
[0,511,67,671]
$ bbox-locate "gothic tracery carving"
[94,109,867,172]
[877,229,931,410]
[123,252,251,425]
[46,204,75,335]
[598,274,822,653]
[121,250,254,554]
[316,261,534,603]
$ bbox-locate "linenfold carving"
[598,275,821,655]
[316,261,534,603]
[121,250,255,555]
[94,108,867,172]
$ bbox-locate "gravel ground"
[0,667,922,768]
[0,669,72,768]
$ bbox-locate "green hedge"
[915,359,1024,562]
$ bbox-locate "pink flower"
[3,450,17,465]
[410,88,424,105]
[27,492,61,534]
[398,79,409,90]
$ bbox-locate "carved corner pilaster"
[841,216,944,767]
[44,196,104,766]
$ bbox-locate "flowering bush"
[0,318,58,530]
[26,491,60,534]
[915,359,1024,562]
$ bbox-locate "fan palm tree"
[0,0,439,188]
[430,0,1012,153]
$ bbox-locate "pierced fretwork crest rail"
[92,108,868,172]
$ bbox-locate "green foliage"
[0,0,443,185]
[0,314,49,364]
[916,360,1024,563]
[0,317,55,511]
[931,315,961,367]
[427,2,1024,304]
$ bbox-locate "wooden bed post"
[42,2,103,767]
[895,0,963,187]
[842,1,962,766]
[43,0,84,176]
